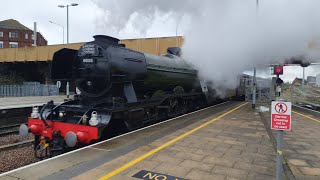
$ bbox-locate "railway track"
[301,105,320,112]
[296,101,320,112]
[0,124,21,136]
[0,123,34,154]
[0,139,34,151]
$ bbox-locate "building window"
[9,32,18,38]
[9,42,18,48]
[0,32,3,38]
[0,41,3,48]
[25,33,28,39]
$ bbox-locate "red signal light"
[273,65,283,75]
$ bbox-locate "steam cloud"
[92,0,320,95]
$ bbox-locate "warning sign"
[271,101,292,131]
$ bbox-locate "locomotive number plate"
[82,58,96,63]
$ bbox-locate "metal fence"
[0,82,59,97]
[245,77,273,102]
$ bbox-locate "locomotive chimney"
[93,35,119,46]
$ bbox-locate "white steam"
[92,0,320,94]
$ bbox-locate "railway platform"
[260,105,320,179]
[1,101,320,180]
[0,96,68,110]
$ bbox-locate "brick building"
[0,19,47,48]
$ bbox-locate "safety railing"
[0,82,59,97]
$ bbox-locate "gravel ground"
[0,133,33,146]
[0,145,39,173]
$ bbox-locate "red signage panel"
[271,101,292,131]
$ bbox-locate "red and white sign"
[271,101,292,131]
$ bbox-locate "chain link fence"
[0,82,59,97]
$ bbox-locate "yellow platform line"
[98,102,248,180]
[293,111,320,123]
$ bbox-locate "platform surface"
[260,104,320,179]
[82,102,277,180]
[0,96,68,110]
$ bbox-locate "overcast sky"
[0,0,181,44]
[0,0,319,83]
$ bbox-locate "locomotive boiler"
[19,35,214,158]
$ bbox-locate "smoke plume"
[92,0,320,94]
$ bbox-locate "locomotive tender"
[19,35,218,158]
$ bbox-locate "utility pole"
[302,66,305,91]
[273,65,284,180]
[252,67,256,108]
[33,22,37,46]
[253,0,259,108]
[275,73,284,180]
[67,5,69,44]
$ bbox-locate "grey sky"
[0,0,180,44]
[0,0,93,44]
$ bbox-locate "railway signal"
[271,64,287,180]
[276,77,283,86]
[273,65,283,75]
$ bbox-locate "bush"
[0,74,24,85]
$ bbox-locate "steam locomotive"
[19,35,231,158]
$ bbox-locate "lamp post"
[49,21,64,44]
[302,66,305,91]
[58,3,78,44]
[175,22,179,36]
[58,3,78,98]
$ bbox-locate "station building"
[307,76,316,87]
[317,74,320,87]
[0,19,47,48]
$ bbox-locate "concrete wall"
[0,43,84,62]
[120,36,183,55]
[0,36,183,63]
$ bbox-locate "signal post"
[272,65,291,180]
